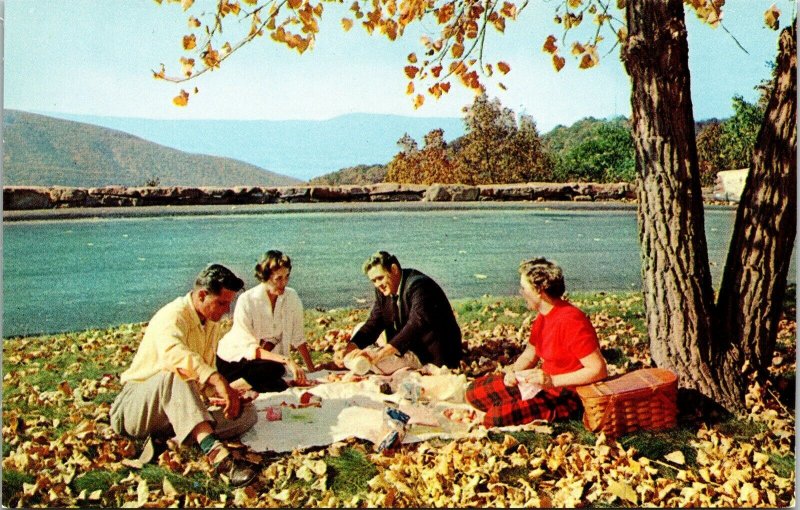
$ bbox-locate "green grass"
[451,296,530,326]
[2,470,36,507]
[73,470,124,494]
[769,453,795,479]
[139,465,229,499]
[324,447,378,498]
[2,291,794,507]
[621,429,697,468]
[715,417,768,439]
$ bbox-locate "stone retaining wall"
[3,182,636,210]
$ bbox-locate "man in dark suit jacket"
[345,251,462,371]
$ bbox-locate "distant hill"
[44,112,466,182]
[309,164,388,185]
[2,110,302,187]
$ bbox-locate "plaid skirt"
[465,373,583,427]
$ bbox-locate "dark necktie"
[392,295,400,330]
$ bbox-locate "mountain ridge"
[33,111,467,181]
[2,110,303,188]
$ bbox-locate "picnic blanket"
[239,367,485,453]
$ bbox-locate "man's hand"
[207,372,242,420]
[366,344,399,365]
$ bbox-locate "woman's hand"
[287,360,308,385]
[529,369,553,389]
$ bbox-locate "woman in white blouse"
[216,250,316,392]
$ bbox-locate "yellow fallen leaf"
[163,478,178,497]
[738,482,760,506]
[137,479,149,506]
[764,4,780,30]
[664,450,685,465]
[607,480,638,504]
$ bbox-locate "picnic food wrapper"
[515,375,543,401]
[376,407,411,453]
[343,350,372,375]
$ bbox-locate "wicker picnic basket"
[575,368,678,438]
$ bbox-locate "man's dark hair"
[194,264,244,294]
[363,251,401,274]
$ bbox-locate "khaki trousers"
[110,371,257,445]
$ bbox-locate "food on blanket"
[299,392,322,406]
[343,350,372,375]
[278,394,323,409]
[265,406,283,421]
[443,408,478,424]
[288,379,319,388]
[326,371,368,383]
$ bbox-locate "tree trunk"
[715,25,797,383]
[621,0,741,409]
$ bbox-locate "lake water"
[3,204,794,337]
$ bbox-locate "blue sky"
[3,0,794,132]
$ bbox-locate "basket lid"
[576,368,677,398]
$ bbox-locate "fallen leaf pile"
[2,294,795,507]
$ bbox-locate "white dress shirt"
[217,284,305,362]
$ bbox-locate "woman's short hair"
[362,250,401,274]
[195,264,244,294]
[255,250,292,282]
[519,257,565,298]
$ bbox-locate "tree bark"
[621,0,741,409]
[715,25,797,382]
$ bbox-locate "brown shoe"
[216,457,258,487]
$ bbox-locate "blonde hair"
[519,257,565,298]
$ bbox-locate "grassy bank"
[2,292,795,507]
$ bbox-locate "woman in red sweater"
[466,258,608,427]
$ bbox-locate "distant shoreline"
[2,200,739,222]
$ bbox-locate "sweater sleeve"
[216,324,260,362]
[286,290,306,348]
[150,310,218,385]
[232,291,257,339]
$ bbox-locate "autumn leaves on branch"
[152,0,783,108]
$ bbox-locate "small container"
[376,407,410,453]
[265,406,283,421]
[377,430,402,453]
[400,381,421,404]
